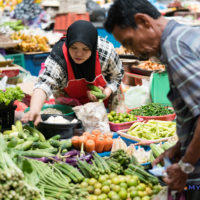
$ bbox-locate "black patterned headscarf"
[66,20,98,82]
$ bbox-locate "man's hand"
[163,163,188,192]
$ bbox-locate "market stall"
[0,0,200,200]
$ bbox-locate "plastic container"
[109,117,143,132]
[37,115,81,139]
[134,113,176,122]
[24,53,49,76]
[24,104,75,116]
[54,12,90,34]
[150,71,171,106]
[5,53,25,68]
[0,103,17,131]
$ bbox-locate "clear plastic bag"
[73,102,110,133]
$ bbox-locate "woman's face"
[69,42,92,64]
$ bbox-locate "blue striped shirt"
[160,20,200,184]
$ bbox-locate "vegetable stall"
[0,87,178,200]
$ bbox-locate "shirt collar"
[159,20,178,62]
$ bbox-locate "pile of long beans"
[0,136,41,200]
[29,159,89,200]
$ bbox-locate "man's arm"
[182,116,200,165]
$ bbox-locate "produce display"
[130,103,174,116]
[10,32,50,52]
[0,86,24,106]
[127,120,176,140]
[0,20,25,31]
[115,46,134,55]
[40,108,62,114]
[107,111,137,123]
[44,116,78,124]
[84,173,162,200]
[72,130,113,153]
[135,61,165,71]
[3,120,72,156]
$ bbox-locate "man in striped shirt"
[105,0,200,199]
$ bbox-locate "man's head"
[104,0,167,59]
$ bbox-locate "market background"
[0,0,200,200]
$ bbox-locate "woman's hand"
[21,110,41,126]
[87,86,112,102]
[102,87,112,99]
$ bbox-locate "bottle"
[39,63,45,75]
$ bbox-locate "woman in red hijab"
[22,20,124,125]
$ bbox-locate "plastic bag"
[124,79,152,109]
[73,102,110,133]
[109,86,127,113]
[153,187,185,200]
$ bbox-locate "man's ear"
[134,13,152,28]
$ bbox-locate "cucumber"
[49,140,60,148]
[60,139,72,149]
[91,91,106,99]
[15,120,23,132]
[88,85,102,93]
[32,141,51,149]
[48,134,61,141]
[7,137,18,148]
[23,125,46,142]
[15,141,33,151]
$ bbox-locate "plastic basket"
[24,53,49,76]
[150,71,171,106]
[128,107,176,122]
[24,104,74,116]
[109,117,143,132]
[0,103,17,131]
[54,12,90,34]
[5,53,25,69]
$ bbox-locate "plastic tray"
[109,117,143,132]
[118,129,177,145]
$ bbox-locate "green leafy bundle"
[0,86,24,106]
[130,103,174,116]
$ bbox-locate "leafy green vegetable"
[0,86,24,106]
[130,103,174,116]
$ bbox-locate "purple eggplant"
[63,150,80,158]
[80,154,93,162]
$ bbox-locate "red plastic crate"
[54,12,90,34]
[109,117,143,132]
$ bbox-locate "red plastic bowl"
[128,107,176,122]
[135,113,176,122]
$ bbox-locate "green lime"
[118,190,127,199]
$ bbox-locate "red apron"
[62,43,108,106]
